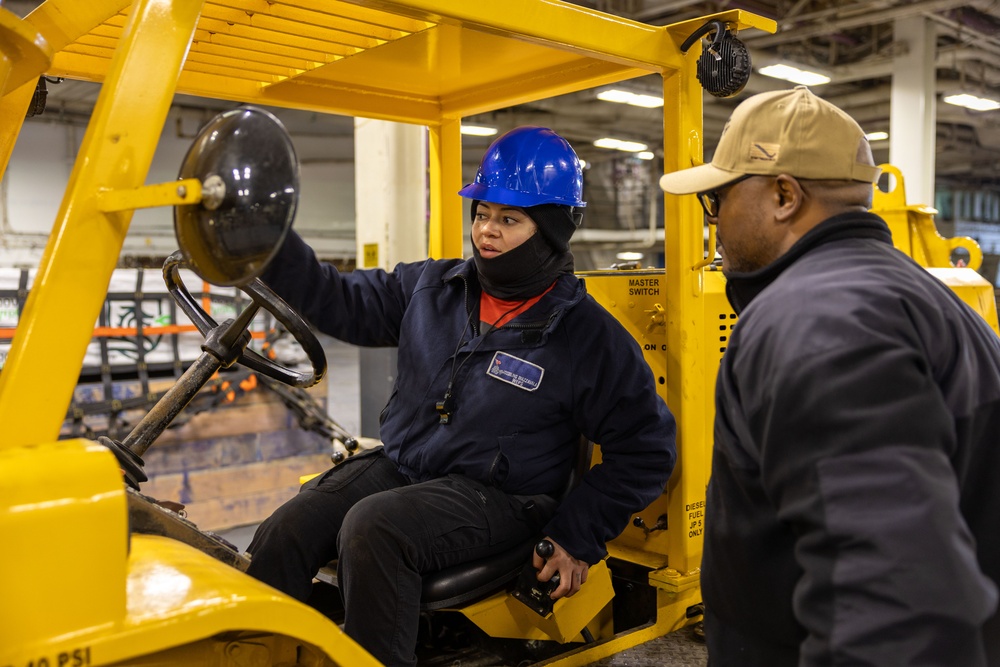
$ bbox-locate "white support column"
[354,118,428,268]
[889,16,937,207]
[353,118,428,437]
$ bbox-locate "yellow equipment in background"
[872,164,999,334]
[0,1,993,666]
[874,163,984,271]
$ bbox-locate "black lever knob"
[513,538,560,616]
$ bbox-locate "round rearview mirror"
[175,106,298,286]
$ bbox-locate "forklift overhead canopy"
[25,0,775,124]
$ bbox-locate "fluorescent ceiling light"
[616,251,644,261]
[759,64,831,86]
[594,137,648,152]
[943,93,1000,111]
[460,124,498,136]
[865,131,889,142]
[597,89,633,104]
[637,151,655,160]
[597,89,664,108]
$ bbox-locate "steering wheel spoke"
[164,251,326,387]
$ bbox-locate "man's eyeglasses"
[696,174,755,218]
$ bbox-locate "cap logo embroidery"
[749,142,779,162]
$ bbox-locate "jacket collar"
[443,257,477,283]
[724,211,893,314]
[443,257,586,342]
[443,257,584,307]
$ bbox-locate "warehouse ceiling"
[6,1,1000,193]
[524,0,1000,191]
[643,0,1000,190]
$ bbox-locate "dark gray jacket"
[706,212,1000,665]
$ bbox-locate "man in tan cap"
[661,85,1000,665]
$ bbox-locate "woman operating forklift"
[244,126,676,666]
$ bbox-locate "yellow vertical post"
[0,0,206,448]
[0,80,38,180]
[661,65,709,576]
[0,6,52,181]
[428,117,464,259]
[1,0,132,180]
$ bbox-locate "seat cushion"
[420,539,535,611]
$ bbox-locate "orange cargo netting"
[0,268,278,440]
[0,325,267,339]
[0,267,355,457]
[0,278,267,340]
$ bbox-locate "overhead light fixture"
[943,93,1000,111]
[758,64,830,86]
[594,137,648,153]
[637,151,655,160]
[865,131,889,142]
[460,124,498,136]
[616,251,644,262]
[597,89,664,108]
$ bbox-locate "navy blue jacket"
[708,212,1000,665]
[262,232,676,564]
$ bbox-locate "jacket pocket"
[378,386,398,427]
[440,475,532,550]
[489,436,514,486]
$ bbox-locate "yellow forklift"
[1,2,996,666]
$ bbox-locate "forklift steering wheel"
[164,251,326,388]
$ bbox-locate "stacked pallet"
[136,379,334,532]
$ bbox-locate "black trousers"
[245,448,555,667]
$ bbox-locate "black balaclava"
[526,204,580,253]
[471,200,579,300]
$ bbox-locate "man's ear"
[773,174,804,223]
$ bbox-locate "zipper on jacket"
[458,275,481,337]
[455,273,561,340]
[496,311,559,336]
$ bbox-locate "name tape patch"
[486,351,544,392]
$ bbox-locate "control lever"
[512,539,560,617]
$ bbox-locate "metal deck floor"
[585,627,707,666]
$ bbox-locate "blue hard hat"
[458,126,586,208]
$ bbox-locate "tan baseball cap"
[659,85,881,194]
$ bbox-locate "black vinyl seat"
[419,539,536,610]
